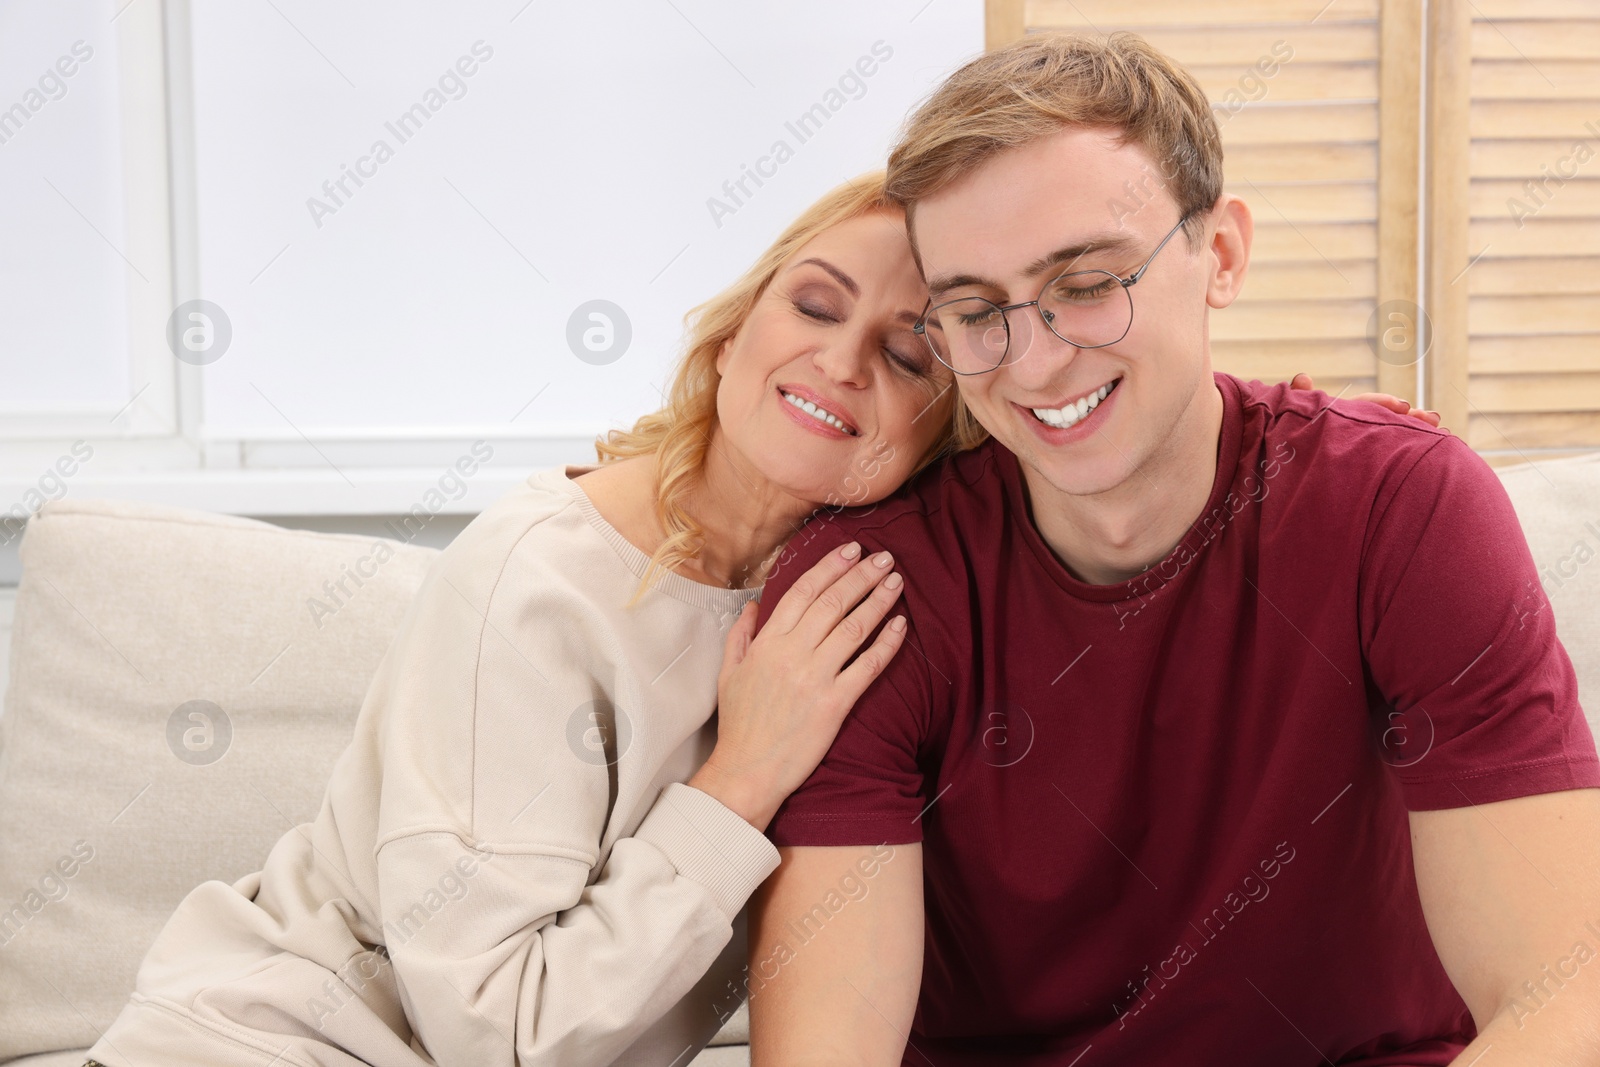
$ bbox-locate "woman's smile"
[775,384,860,438]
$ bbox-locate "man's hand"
[1411,787,1600,1064]
[1289,371,1443,428]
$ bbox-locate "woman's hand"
[688,541,906,831]
[1289,371,1443,428]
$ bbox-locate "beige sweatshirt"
[86,464,780,1067]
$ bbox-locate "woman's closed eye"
[789,288,933,377]
[794,298,841,323]
[883,337,932,377]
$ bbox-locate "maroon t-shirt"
[755,372,1599,1066]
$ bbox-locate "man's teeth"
[1031,381,1117,430]
[782,390,855,434]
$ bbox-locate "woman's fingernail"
[890,616,907,632]
[842,541,861,560]
[873,551,893,567]
[885,572,903,590]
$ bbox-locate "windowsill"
[0,467,534,518]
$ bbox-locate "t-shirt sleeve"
[756,514,935,847]
[1360,434,1600,809]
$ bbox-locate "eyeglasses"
[913,214,1192,376]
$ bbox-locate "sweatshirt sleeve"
[376,783,777,1066]
[366,490,780,1066]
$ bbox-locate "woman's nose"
[812,334,873,386]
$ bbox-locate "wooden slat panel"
[1250,221,1375,261]
[1468,258,1600,296]
[1472,100,1600,139]
[1471,180,1600,221]
[1028,0,1378,26]
[1192,61,1378,102]
[987,0,1026,49]
[1472,59,1600,98]
[1214,339,1377,378]
[1469,411,1600,449]
[1225,181,1375,222]
[1214,102,1376,144]
[1470,20,1600,60]
[1232,259,1375,300]
[1468,38,1600,456]
[1472,335,1600,375]
[1474,140,1600,177]
[1470,217,1600,257]
[1471,372,1600,412]
[1225,142,1376,181]
[1376,0,1423,403]
[1085,26,1378,67]
[1473,0,1600,18]
[1209,299,1372,341]
[1471,296,1600,335]
[1424,0,1472,430]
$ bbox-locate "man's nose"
[1003,306,1081,385]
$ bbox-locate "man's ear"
[1205,194,1253,311]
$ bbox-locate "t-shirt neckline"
[999,371,1245,603]
[544,464,763,616]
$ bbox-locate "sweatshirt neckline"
[543,464,763,616]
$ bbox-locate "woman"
[82,172,947,1067]
[84,172,1432,1067]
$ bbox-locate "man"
[741,31,1600,1067]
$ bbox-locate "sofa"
[2,451,1598,1067]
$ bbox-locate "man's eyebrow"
[790,257,859,298]
[925,233,1141,298]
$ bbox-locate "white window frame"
[1,0,594,519]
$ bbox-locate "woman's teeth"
[782,390,855,434]
[1031,380,1118,430]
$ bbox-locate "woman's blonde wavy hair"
[594,171,960,604]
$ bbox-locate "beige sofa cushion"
[1496,451,1600,732]
[0,498,440,1061]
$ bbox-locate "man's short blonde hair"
[886,30,1224,252]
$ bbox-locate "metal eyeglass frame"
[912,213,1193,376]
